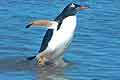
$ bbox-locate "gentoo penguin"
[26,3,89,65]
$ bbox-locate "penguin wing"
[25,20,58,29]
[38,29,53,53]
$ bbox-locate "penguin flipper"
[25,20,58,29]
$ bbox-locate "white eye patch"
[70,3,75,8]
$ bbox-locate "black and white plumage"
[26,3,89,65]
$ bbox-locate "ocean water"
[0,0,120,80]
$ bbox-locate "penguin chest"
[48,16,76,51]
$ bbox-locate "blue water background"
[0,0,120,80]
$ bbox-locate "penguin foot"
[37,55,46,65]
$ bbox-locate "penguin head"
[62,3,89,16]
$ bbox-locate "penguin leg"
[37,54,47,65]
[37,51,53,65]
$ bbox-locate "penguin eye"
[70,3,75,8]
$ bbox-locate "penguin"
[25,3,89,65]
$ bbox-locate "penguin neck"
[59,15,77,33]
[55,12,75,30]
[55,12,73,23]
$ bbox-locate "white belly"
[47,16,76,59]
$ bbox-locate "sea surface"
[0,0,120,80]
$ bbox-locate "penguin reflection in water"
[26,3,89,66]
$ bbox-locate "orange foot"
[37,55,46,65]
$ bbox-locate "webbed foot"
[37,55,46,65]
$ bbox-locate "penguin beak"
[77,5,89,11]
[25,20,58,29]
[25,20,52,28]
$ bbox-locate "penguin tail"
[26,55,36,60]
[25,24,32,28]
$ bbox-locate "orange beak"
[77,6,89,11]
[80,6,89,10]
[25,20,52,28]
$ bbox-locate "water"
[0,0,120,80]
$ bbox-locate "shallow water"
[0,0,120,80]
